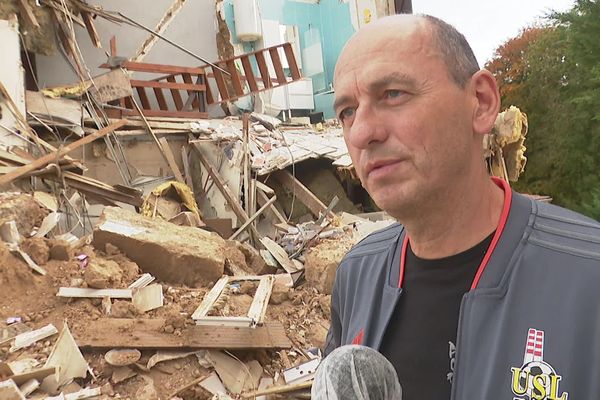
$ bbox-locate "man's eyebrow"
[368,72,417,93]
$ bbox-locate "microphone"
[312,345,402,400]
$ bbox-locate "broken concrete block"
[20,238,50,265]
[0,192,48,237]
[84,259,123,289]
[304,238,356,295]
[93,207,227,286]
[236,241,276,275]
[49,240,73,261]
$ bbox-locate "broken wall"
[221,0,392,118]
[35,0,223,116]
[0,15,27,148]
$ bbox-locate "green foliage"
[486,0,600,220]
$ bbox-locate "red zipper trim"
[397,177,512,290]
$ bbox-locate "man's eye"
[340,107,356,121]
[385,89,403,98]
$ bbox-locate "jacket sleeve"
[323,264,343,356]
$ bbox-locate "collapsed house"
[0,0,533,399]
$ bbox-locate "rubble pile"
[0,1,527,398]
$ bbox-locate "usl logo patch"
[510,328,569,400]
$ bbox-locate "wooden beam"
[57,287,133,299]
[0,120,127,186]
[189,142,261,240]
[158,137,185,183]
[271,170,332,218]
[229,195,276,240]
[17,0,40,28]
[131,79,206,92]
[80,10,101,47]
[247,275,274,325]
[256,189,289,227]
[132,0,188,63]
[260,237,300,274]
[191,276,229,319]
[73,318,291,349]
[101,61,206,76]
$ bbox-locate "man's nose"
[347,104,389,149]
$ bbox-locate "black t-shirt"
[379,232,494,400]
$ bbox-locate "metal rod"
[114,11,230,75]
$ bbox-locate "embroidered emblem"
[510,328,569,400]
[351,328,364,345]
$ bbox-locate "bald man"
[325,14,600,400]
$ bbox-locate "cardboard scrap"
[110,366,137,384]
[208,351,262,394]
[199,371,228,395]
[147,350,199,369]
[41,322,89,394]
[132,284,164,313]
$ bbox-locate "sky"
[412,0,575,66]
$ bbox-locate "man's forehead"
[334,17,431,85]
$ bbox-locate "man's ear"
[470,70,501,135]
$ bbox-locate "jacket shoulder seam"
[537,209,600,229]
[528,237,600,261]
[533,221,600,245]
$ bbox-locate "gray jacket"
[325,190,600,399]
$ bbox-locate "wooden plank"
[73,319,291,349]
[271,170,330,218]
[225,60,244,96]
[247,275,274,325]
[283,43,301,80]
[268,48,287,85]
[80,10,101,47]
[110,35,117,56]
[240,56,259,92]
[0,119,127,186]
[132,0,187,63]
[17,0,40,28]
[191,276,229,319]
[158,137,185,183]
[121,109,207,119]
[190,143,261,240]
[101,61,206,75]
[57,287,133,299]
[181,73,200,109]
[260,237,299,274]
[212,65,229,102]
[229,195,276,240]
[131,79,206,92]
[154,87,169,110]
[204,75,215,104]
[254,51,272,88]
[136,86,151,109]
[181,145,194,190]
[256,190,289,227]
[166,75,184,110]
[255,180,275,195]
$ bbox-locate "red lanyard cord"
[397,177,512,290]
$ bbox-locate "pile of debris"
[0,188,390,399]
[0,1,531,398]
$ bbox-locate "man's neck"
[401,176,506,259]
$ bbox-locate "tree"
[486,0,600,220]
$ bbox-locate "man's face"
[333,22,476,218]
